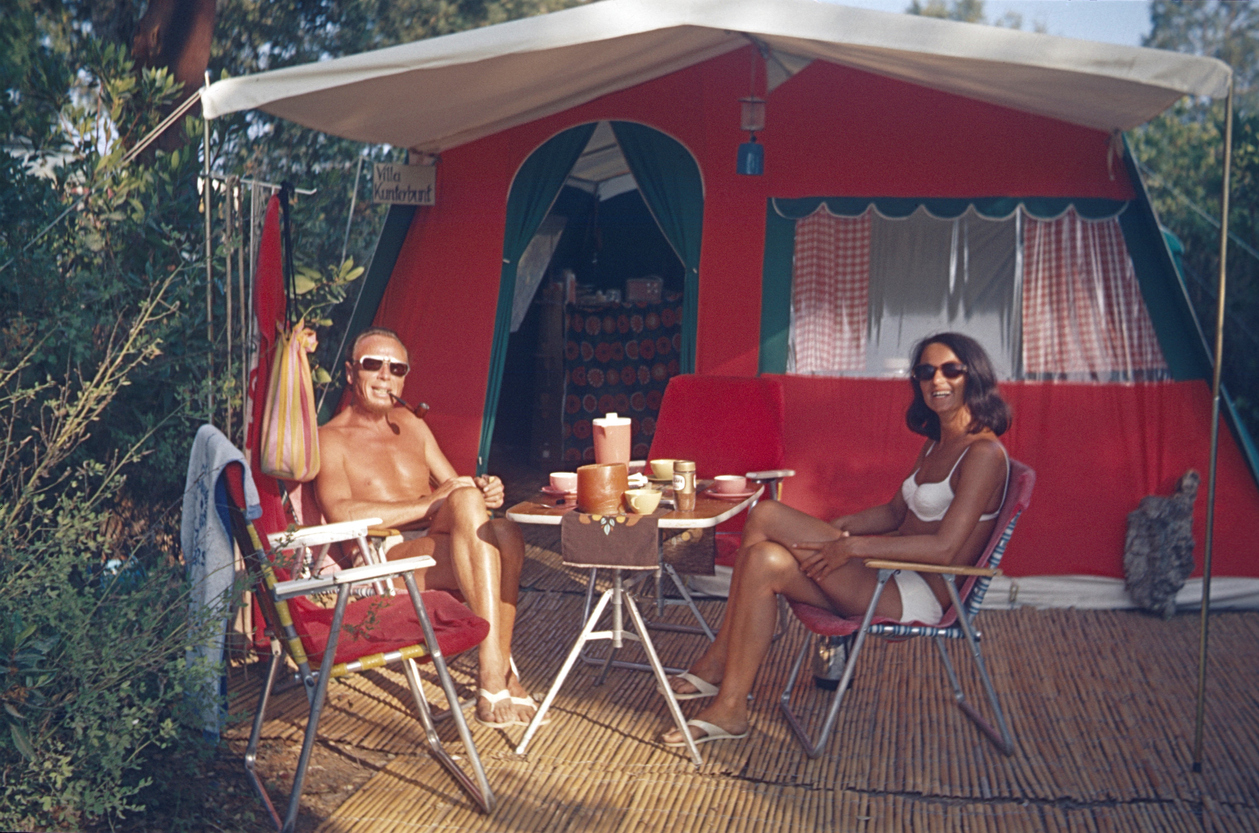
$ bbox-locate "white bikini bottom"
[892,569,944,625]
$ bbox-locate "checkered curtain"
[790,209,871,373]
[1022,208,1168,380]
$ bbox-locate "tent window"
[1021,208,1168,381]
[786,203,1168,382]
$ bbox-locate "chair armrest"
[862,558,1000,578]
[366,527,402,538]
[267,518,385,549]
[272,555,437,600]
[746,469,795,481]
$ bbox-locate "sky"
[831,0,1153,47]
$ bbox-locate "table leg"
[622,588,704,766]
[578,570,700,674]
[515,587,615,756]
[517,572,700,765]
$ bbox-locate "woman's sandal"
[658,671,719,701]
[662,718,751,747]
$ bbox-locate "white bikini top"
[901,443,1009,523]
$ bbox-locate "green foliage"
[0,33,227,830]
[0,280,221,830]
[1,1,589,827]
[907,0,985,24]
[904,0,1041,32]
[1133,3,1259,440]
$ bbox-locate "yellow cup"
[623,488,663,514]
[649,459,677,479]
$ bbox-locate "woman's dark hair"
[905,332,1011,440]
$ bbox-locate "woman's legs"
[670,501,844,694]
[663,502,901,742]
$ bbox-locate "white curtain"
[788,204,1167,382]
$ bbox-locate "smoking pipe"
[390,392,430,419]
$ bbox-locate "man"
[315,327,535,727]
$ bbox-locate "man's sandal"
[475,689,530,728]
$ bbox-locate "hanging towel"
[182,424,260,736]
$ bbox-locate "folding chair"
[779,459,1035,759]
[219,460,496,831]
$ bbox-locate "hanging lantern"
[736,77,765,176]
[740,96,766,133]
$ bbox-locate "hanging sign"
[372,162,436,205]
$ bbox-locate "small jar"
[673,460,696,511]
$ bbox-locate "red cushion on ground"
[288,589,489,666]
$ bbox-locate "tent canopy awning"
[201,0,1232,152]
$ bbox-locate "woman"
[662,332,1012,747]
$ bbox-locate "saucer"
[541,485,578,497]
[704,487,759,500]
[647,474,674,483]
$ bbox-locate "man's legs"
[388,485,531,724]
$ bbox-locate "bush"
[0,35,229,831]
[0,283,226,830]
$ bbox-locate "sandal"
[658,671,719,701]
[510,694,551,725]
[475,689,530,728]
[662,718,750,747]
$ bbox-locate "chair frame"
[223,467,495,832]
[778,461,1034,759]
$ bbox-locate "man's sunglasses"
[912,361,967,382]
[355,355,410,377]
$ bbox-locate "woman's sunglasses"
[355,355,410,377]
[912,361,967,382]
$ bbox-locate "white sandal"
[475,689,529,728]
[659,671,719,701]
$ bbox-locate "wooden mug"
[577,462,628,514]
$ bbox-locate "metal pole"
[237,183,247,446]
[340,156,364,267]
[1193,78,1233,774]
[203,72,214,420]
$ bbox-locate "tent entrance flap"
[479,123,595,473]
[479,121,703,472]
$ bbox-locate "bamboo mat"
[226,525,1259,833]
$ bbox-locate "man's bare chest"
[342,432,431,499]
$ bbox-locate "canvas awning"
[201,0,1232,152]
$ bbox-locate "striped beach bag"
[259,319,321,481]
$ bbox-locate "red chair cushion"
[288,589,489,666]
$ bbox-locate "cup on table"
[623,488,662,514]
[549,471,578,492]
[649,459,678,479]
[713,475,748,494]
